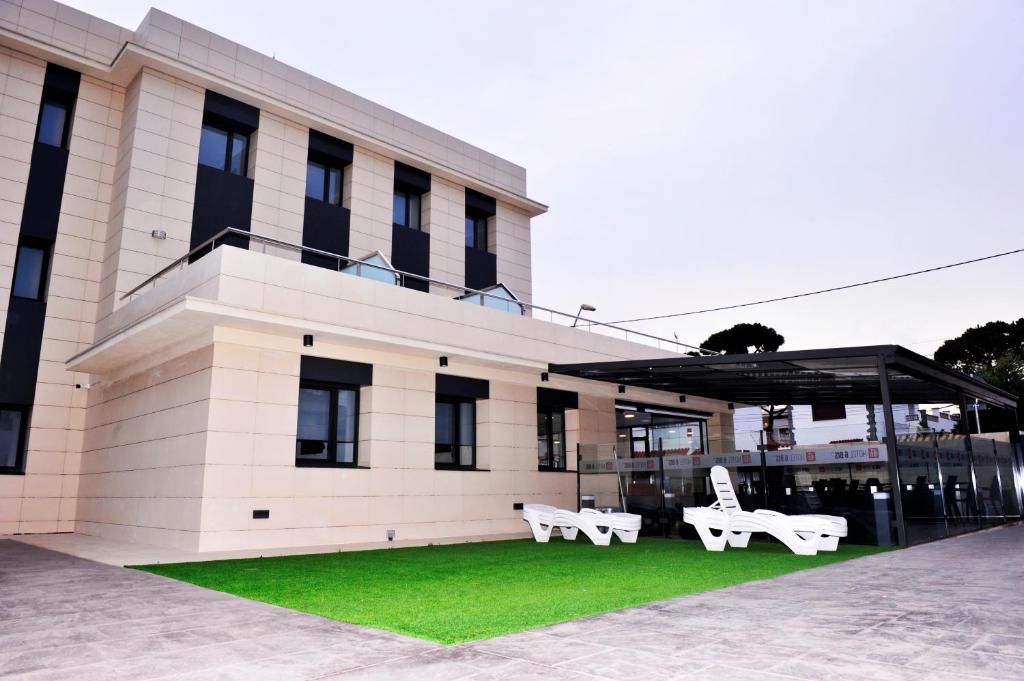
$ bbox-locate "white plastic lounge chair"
[580,508,641,543]
[552,508,615,546]
[522,504,558,542]
[683,466,847,556]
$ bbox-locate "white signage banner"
[765,444,887,467]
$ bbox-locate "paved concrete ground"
[1,527,1023,680]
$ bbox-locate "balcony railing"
[121,227,709,354]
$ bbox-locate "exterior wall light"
[618,385,626,394]
[541,372,549,382]
[151,229,167,239]
[679,395,687,403]
[439,356,448,367]
[303,334,313,347]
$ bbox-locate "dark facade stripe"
[465,188,496,215]
[203,90,259,131]
[301,356,373,386]
[391,224,430,292]
[302,198,351,269]
[436,374,489,400]
[538,387,578,411]
[464,247,497,291]
[189,164,254,254]
[394,161,430,193]
[0,64,81,414]
[308,129,353,165]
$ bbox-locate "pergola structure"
[551,345,1022,546]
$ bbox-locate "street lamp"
[572,303,597,328]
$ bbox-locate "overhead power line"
[605,247,1024,326]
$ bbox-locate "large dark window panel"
[393,190,421,230]
[36,98,70,148]
[435,396,476,469]
[295,381,360,467]
[198,123,249,176]
[0,408,25,471]
[11,242,48,301]
[811,404,847,421]
[537,409,566,471]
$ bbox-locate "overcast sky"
[67,1,1024,357]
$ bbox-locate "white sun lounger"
[683,466,847,556]
[523,505,641,546]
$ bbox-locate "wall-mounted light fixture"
[678,395,687,403]
[541,372,549,382]
[727,403,735,410]
[439,356,448,367]
[618,385,626,394]
[303,334,313,347]
[151,229,167,239]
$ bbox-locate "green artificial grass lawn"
[134,538,888,644]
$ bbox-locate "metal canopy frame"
[553,344,1021,548]
[549,345,1018,410]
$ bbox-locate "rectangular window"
[198,122,249,176]
[296,382,359,466]
[435,396,475,468]
[36,97,71,148]
[465,214,488,251]
[306,160,344,205]
[537,409,566,471]
[11,240,50,301]
[0,407,26,472]
[393,189,421,230]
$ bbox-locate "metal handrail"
[120,227,707,353]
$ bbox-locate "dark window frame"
[465,210,489,251]
[393,186,422,231]
[11,236,51,302]
[35,89,74,149]
[198,116,250,177]
[305,152,346,205]
[295,379,360,468]
[537,407,567,472]
[0,404,29,475]
[434,394,477,470]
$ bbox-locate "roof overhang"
[550,345,1019,411]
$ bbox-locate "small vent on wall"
[253,509,270,519]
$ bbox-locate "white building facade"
[0,2,734,553]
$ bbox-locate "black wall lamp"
[541,372,549,382]
[439,356,448,367]
[303,334,313,347]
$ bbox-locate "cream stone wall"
[77,344,213,550]
[494,202,533,304]
[346,146,394,259]
[0,46,43,535]
[249,111,306,260]
[424,176,465,291]
[98,68,203,322]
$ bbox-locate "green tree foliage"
[933,318,1024,373]
[698,323,786,355]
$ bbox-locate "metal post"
[1009,408,1024,515]
[959,394,983,531]
[575,443,581,512]
[758,429,769,510]
[878,355,907,547]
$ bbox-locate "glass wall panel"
[932,437,978,535]
[971,438,1005,525]
[994,440,1021,519]
[896,443,947,544]
[296,387,330,460]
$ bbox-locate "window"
[295,382,359,466]
[811,404,847,421]
[465,212,488,251]
[537,409,566,471]
[0,407,26,473]
[36,96,71,148]
[11,240,50,301]
[198,122,249,176]
[435,396,475,468]
[306,160,343,205]
[393,189,421,230]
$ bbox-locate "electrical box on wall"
[512,502,523,510]
[253,509,270,519]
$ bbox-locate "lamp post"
[572,303,597,328]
